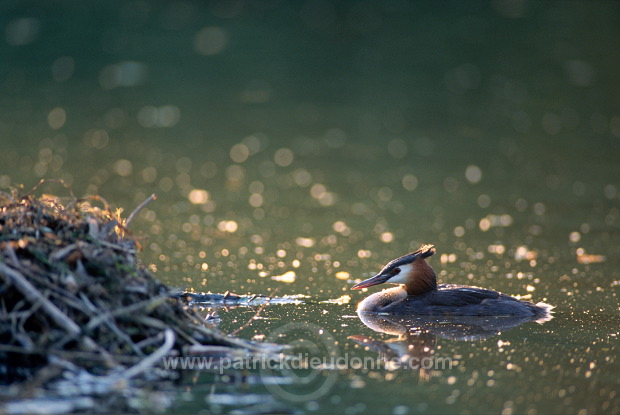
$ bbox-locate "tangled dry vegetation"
[0,182,262,410]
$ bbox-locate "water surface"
[1,2,619,414]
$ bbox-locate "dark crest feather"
[379,244,436,274]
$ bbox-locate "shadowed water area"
[1,1,619,414]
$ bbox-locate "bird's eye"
[393,267,401,275]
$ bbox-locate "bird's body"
[352,245,553,320]
[356,283,551,318]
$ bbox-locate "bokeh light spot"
[274,148,294,167]
[194,26,228,56]
[188,189,209,204]
[402,174,418,191]
[47,107,66,130]
[230,143,250,163]
[113,159,133,177]
[465,165,482,184]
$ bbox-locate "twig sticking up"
[229,288,279,336]
[23,179,76,200]
[126,194,157,227]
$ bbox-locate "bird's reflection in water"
[350,312,547,380]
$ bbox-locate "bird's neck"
[404,259,437,295]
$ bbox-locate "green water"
[1,1,619,414]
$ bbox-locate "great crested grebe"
[351,244,553,318]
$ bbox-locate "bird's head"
[351,244,437,295]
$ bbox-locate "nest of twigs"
[0,182,255,391]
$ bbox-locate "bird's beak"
[351,273,390,290]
